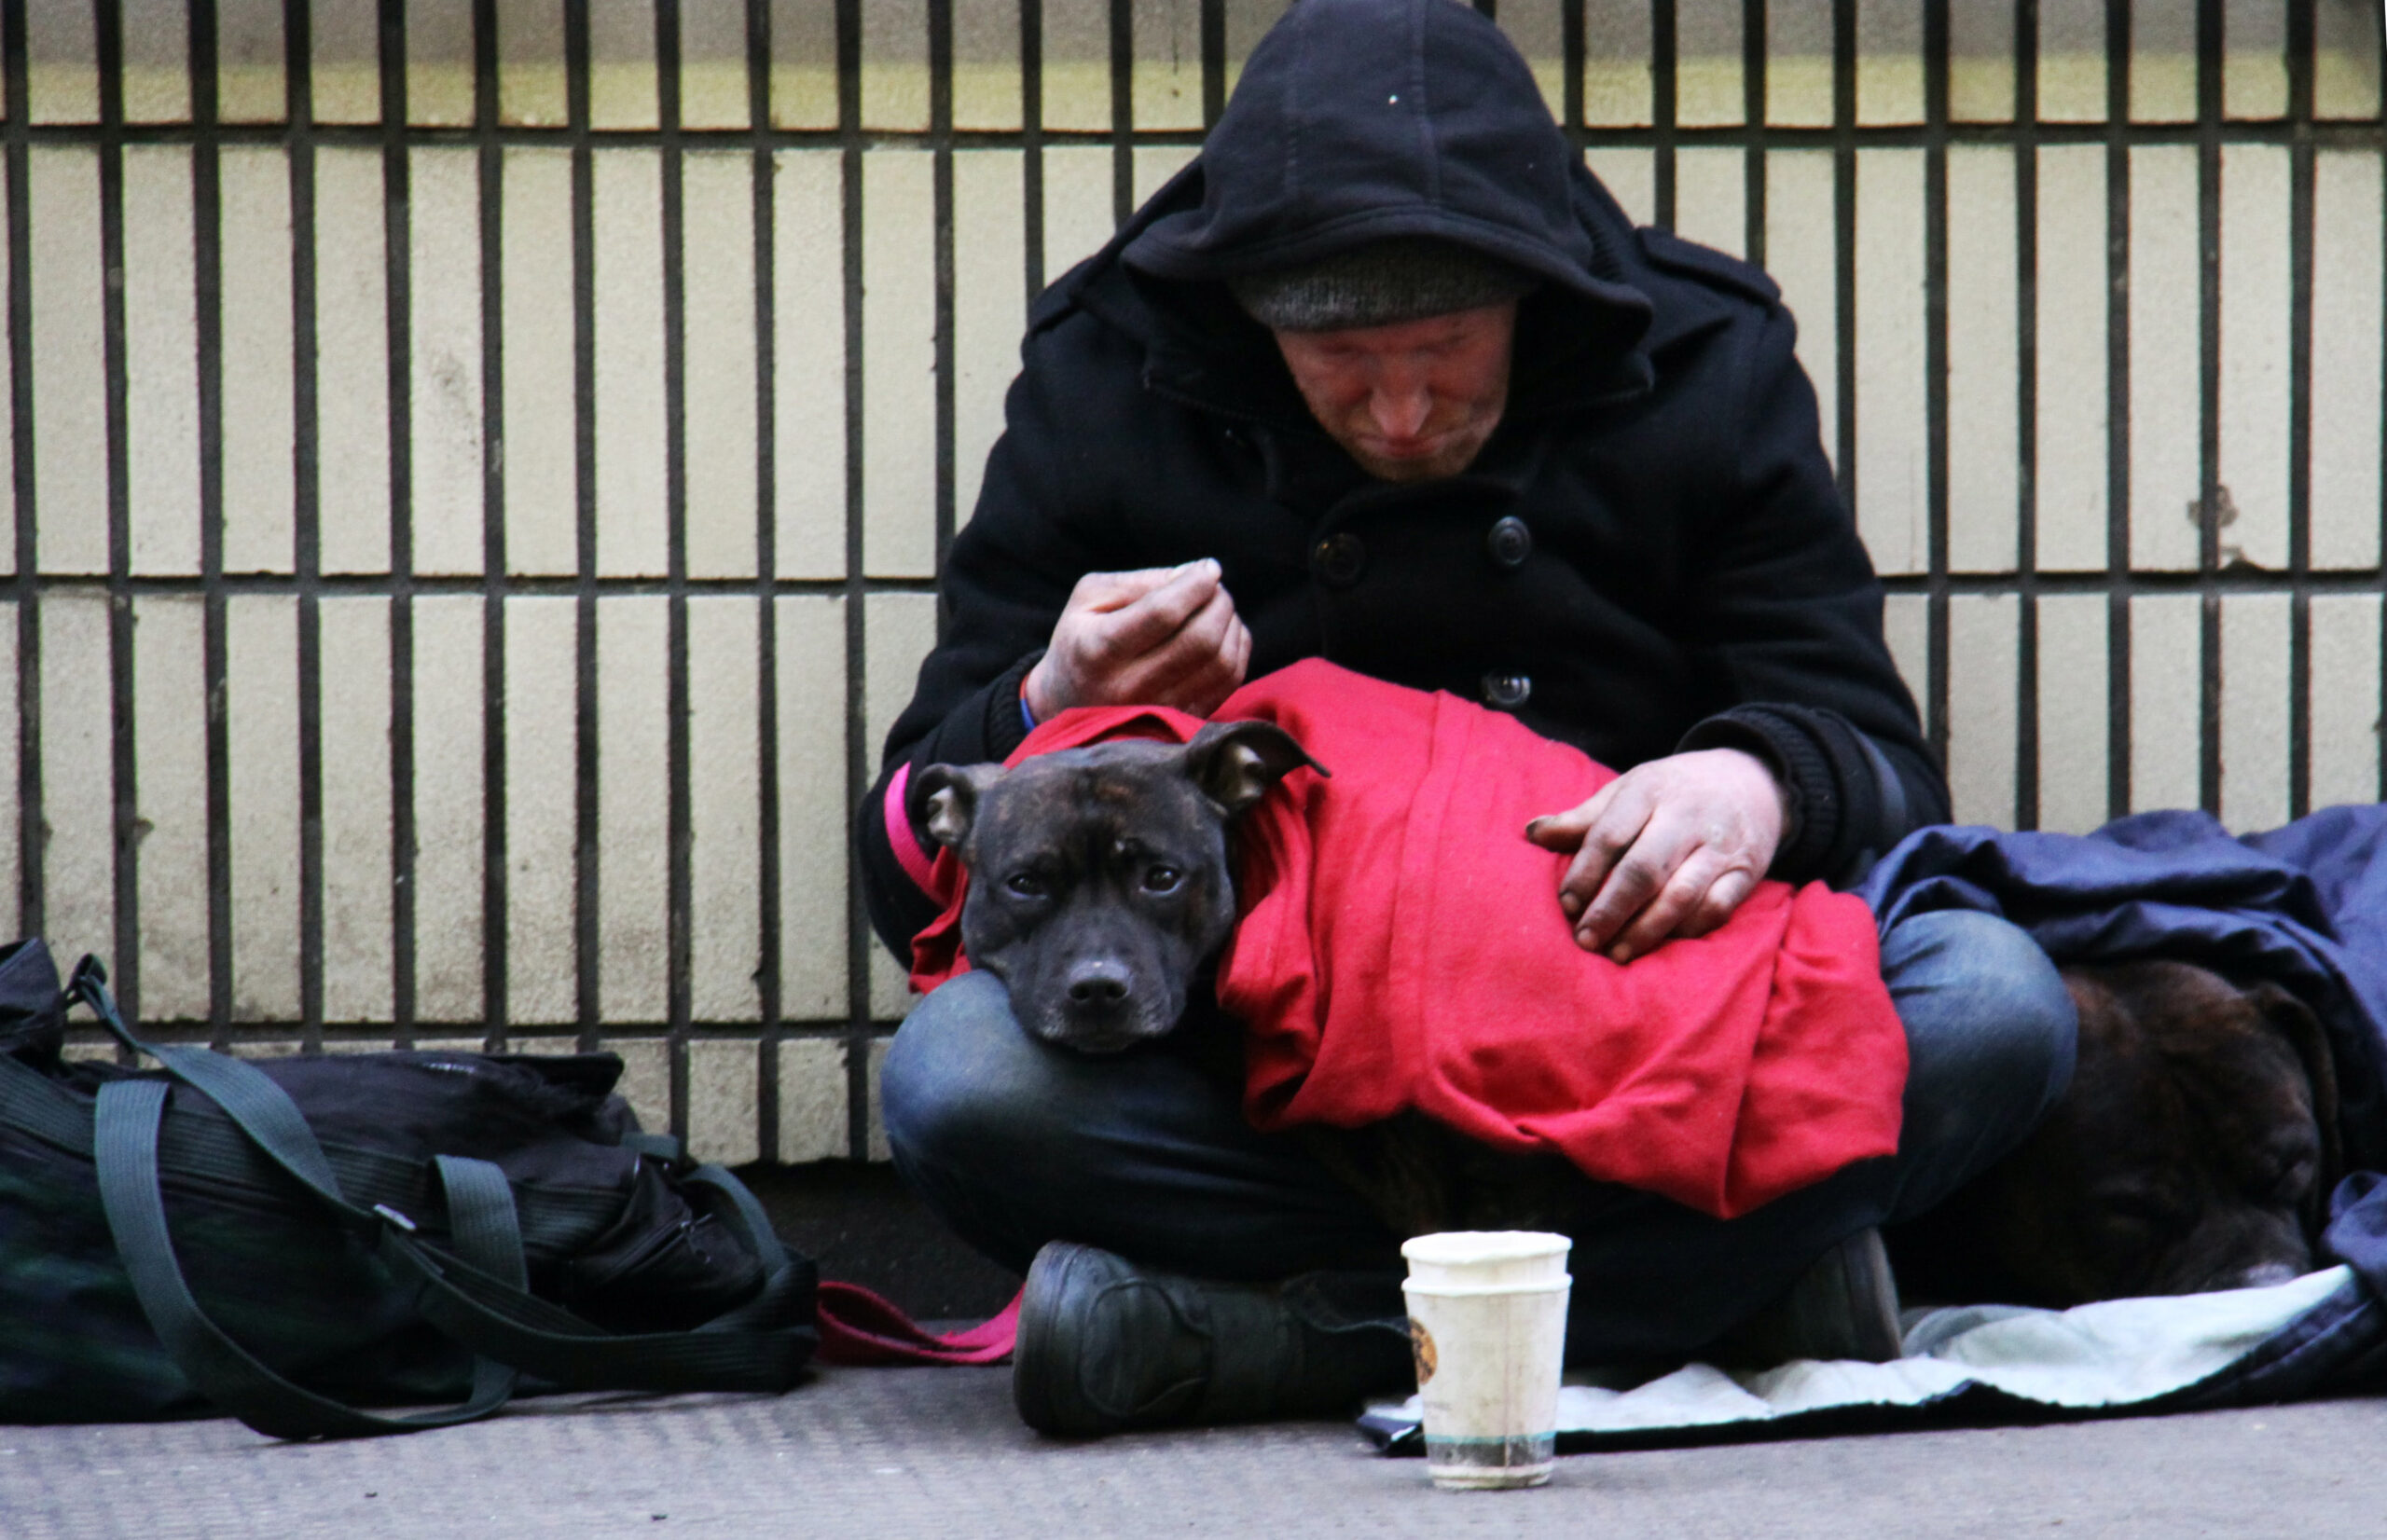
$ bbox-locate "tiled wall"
[10,1,2385,1162]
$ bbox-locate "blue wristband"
[1020,692,1037,735]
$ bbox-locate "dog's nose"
[1066,963,1131,1009]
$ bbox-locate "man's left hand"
[1525,749,1789,964]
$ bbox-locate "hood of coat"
[1046,0,1726,435]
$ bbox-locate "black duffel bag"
[0,938,816,1437]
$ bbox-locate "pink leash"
[813,1281,1021,1367]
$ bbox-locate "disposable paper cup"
[1400,1231,1572,1492]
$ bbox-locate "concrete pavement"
[5,1364,2383,1540]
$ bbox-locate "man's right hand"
[1023,560,1252,721]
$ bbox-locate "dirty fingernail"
[1558,892,1582,917]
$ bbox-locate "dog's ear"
[2251,980,2342,1225]
[1182,720,1327,817]
[909,763,1007,853]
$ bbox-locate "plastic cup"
[1400,1231,1573,1491]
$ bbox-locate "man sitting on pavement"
[858,0,2077,1436]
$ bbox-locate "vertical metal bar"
[1833,0,1856,517]
[96,0,137,1021]
[288,0,325,1052]
[1924,0,1952,769]
[194,0,233,1032]
[568,0,600,1051]
[2196,0,2222,817]
[2285,0,2316,818]
[837,0,871,1157]
[381,0,416,1044]
[1110,0,1131,224]
[4,0,37,950]
[474,0,506,1051]
[2014,0,2043,830]
[1022,0,1045,296]
[659,0,693,1136]
[2104,0,2132,818]
[1200,0,1224,129]
[1744,0,1766,266]
[1653,0,1677,229]
[748,0,781,1158]
[932,0,956,571]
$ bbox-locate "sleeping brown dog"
[1898,958,2340,1308]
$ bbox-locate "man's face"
[1271,301,1517,482]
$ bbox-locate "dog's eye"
[1003,872,1048,899]
[1141,865,1182,895]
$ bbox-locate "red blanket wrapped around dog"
[904,661,1906,1219]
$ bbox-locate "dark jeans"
[881,908,2077,1364]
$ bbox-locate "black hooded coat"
[861,0,1947,958]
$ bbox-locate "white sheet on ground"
[1369,1267,2352,1436]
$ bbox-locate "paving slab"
[4,1367,2384,1540]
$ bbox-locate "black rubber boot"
[1710,1226,1905,1367]
[1012,1241,1414,1437]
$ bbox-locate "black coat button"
[1312,531,1367,588]
[1486,516,1533,569]
[1483,672,1532,709]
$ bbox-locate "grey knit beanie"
[1228,237,1538,332]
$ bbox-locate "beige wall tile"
[2222,0,2288,121]
[2130,0,2198,123]
[774,150,848,581]
[2311,152,2382,572]
[411,596,485,1024]
[770,0,839,129]
[2129,594,2203,814]
[1855,148,1927,576]
[0,612,21,940]
[410,146,487,578]
[683,152,760,581]
[953,0,1023,131]
[320,598,393,1023]
[123,145,201,578]
[504,597,578,1025]
[1765,0,1832,127]
[2128,144,2201,572]
[862,149,938,580]
[1677,0,1745,128]
[590,0,660,130]
[499,0,569,128]
[687,1038,759,1164]
[217,0,287,124]
[2315,0,2383,120]
[1133,0,1205,132]
[1582,0,1653,128]
[1132,144,1196,207]
[30,148,105,576]
[2216,144,2290,571]
[595,149,668,577]
[220,147,295,575]
[862,0,931,131]
[133,597,209,1023]
[408,0,477,127]
[1856,0,1925,126]
[2310,596,2383,809]
[1949,0,2015,123]
[863,1036,892,1160]
[778,1037,850,1162]
[42,584,117,1020]
[314,147,392,576]
[607,1037,673,1134]
[776,596,847,1023]
[0,173,13,571]
[954,150,1027,532]
[27,0,99,124]
[1586,147,1655,227]
[597,595,668,1024]
[1766,150,1839,469]
[1496,0,1567,127]
[310,0,382,125]
[228,596,299,1021]
[679,0,752,130]
[688,598,761,1023]
[2037,0,2107,122]
[501,147,578,577]
[865,593,936,1021]
[1042,144,1117,283]
[122,0,191,123]
[1948,595,2020,829]
[2218,593,2290,832]
[2034,146,2110,573]
[1042,0,1111,133]
[1671,147,1745,258]
[1947,146,2018,575]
